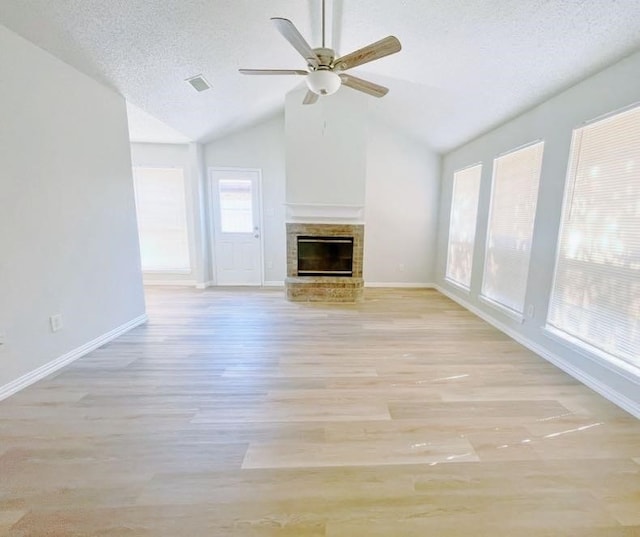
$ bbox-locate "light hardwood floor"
[1,287,639,536]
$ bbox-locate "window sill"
[444,278,471,294]
[543,325,640,382]
[478,295,524,324]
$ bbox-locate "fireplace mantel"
[285,203,364,224]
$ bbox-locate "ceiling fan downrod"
[322,0,326,48]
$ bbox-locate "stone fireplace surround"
[286,222,364,302]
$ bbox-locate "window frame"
[479,140,545,318]
[544,102,640,371]
[445,163,483,291]
[132,166,192,273]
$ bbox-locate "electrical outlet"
[527,304,535,318]
[267,260,273,269]
[399,263,405,272]
[50,314,63,332]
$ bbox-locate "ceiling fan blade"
[302,90,319,105]
[271,18,319,65]
[333,36,401,71]
[239,69,308,75]
[339,74,389,98]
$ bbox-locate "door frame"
[207,167,265,286]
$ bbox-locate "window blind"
[446,164,482,288]
[481,141,544,314]
[132,167,191,272]
[547,104,640,368]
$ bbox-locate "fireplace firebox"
[297,236,353,277]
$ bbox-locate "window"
[132,167,191,271]
[218,179,253,233]
[481,141,544,315]
[446,164,482,288]
[547,104,640,368]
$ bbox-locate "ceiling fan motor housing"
[311,47,336,69]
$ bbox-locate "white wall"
[131,142,189,167]
[204,115,287,285]
[0,25,146,391]
[436,49,640,416]
[364,118,441,285]
[285,87,368,206]
[203,106,441,287]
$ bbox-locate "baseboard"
[196,281,435,289]
[195,281,284,289]
[435,285,640,419]
[365,282,436,288]
[0,314,148,402]
[143,280,197,287]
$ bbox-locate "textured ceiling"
[1,0,640,151]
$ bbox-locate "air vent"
[185,74,211,92]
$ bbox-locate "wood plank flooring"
[1,287,639,536]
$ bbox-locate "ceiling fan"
[239,0,401,105]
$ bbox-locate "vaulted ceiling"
[2,1,640,151]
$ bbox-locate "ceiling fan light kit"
[239,0,401,104]
[306,70,341,96]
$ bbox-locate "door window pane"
[219,179,253,233]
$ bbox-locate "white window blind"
[547,104,640,368]
[446,164,482,288]
[132,167,191,272]
[481,141,544,314]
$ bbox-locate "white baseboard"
[196,281,435,289]
[0,314,148,402]
[143,280,197,287]
[195,281,284,289]
[435,285,640,419]
[365,282,436,288]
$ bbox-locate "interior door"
[209,168,263,286]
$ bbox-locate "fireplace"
[297,236,354,277]
[286,223,364,302]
